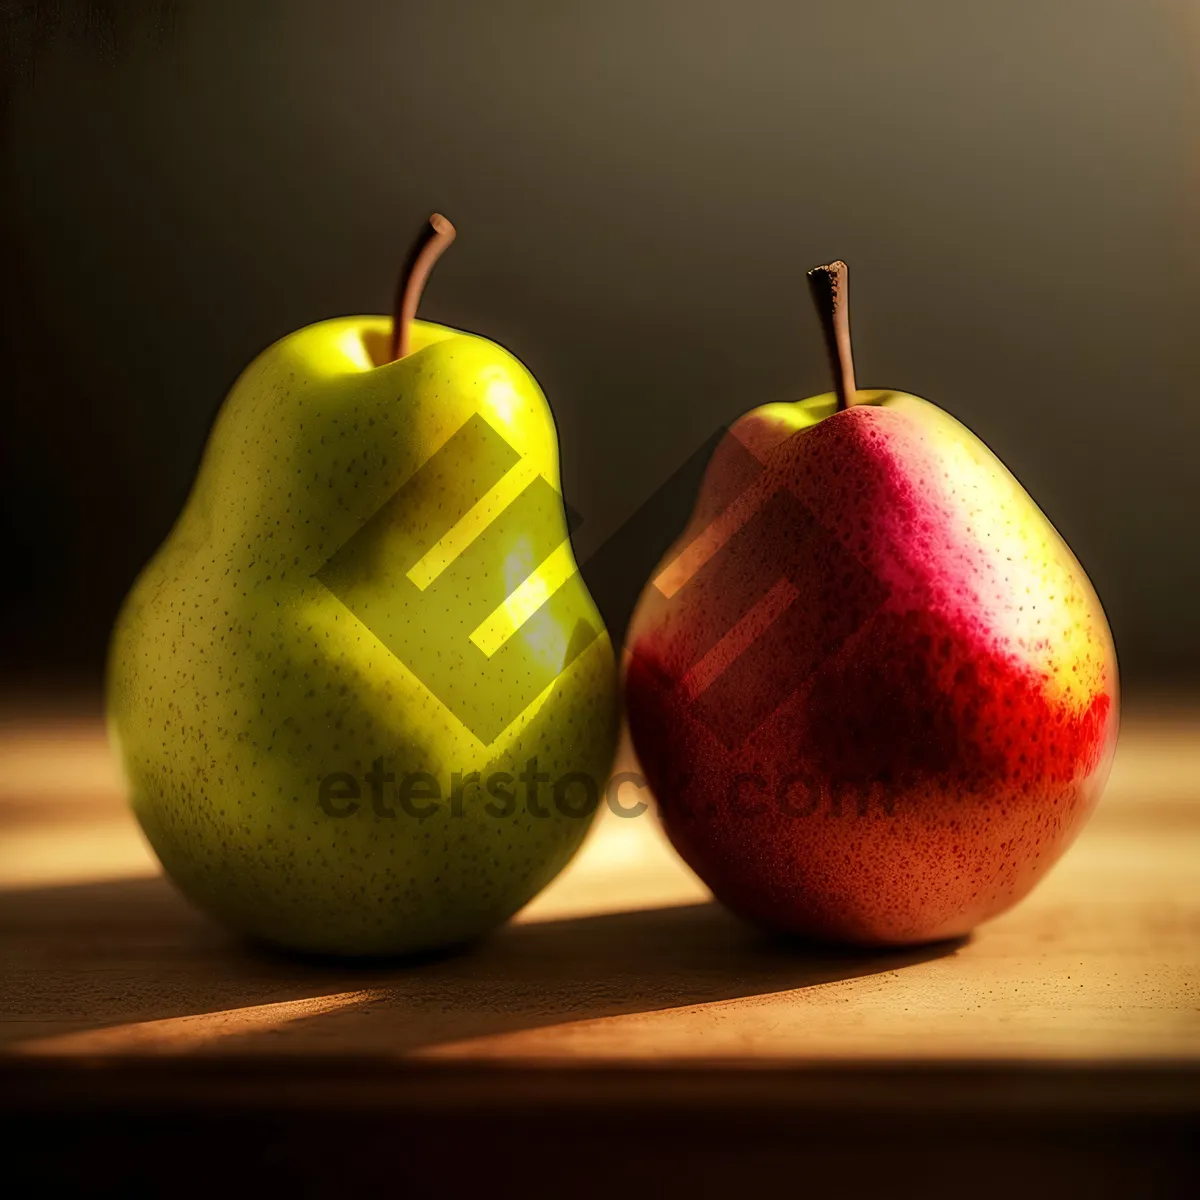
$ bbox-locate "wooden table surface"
[2,697,1199,1193]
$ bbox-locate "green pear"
[107,217,618,957]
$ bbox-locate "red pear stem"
[390,213,457,361]
[806,260,860,411]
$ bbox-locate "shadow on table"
[0,875,963,1056]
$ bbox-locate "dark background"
[2,0,1197,693]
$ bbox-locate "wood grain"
[0,702,1198,1067]
[2,699,1198,1192]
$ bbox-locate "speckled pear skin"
[625,390,1118,946]
[107,317,618,957]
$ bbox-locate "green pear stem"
[390,213,457,361]
[807,260,860,411]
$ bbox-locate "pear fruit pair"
[108,217,618,957]
[111,224,1119,958]
[624,263,1118,945]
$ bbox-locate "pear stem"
[807,260,859,411]
[390,213,457,361]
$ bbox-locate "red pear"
[624,263,1118,945]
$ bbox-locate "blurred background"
[2,0,1198,696]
